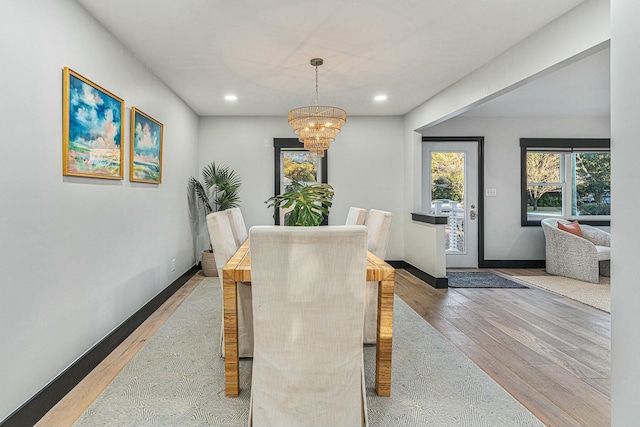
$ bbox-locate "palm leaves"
[266,179,334,226]
[188,162,242,215]
[188,162,242,256]
[201,162,242,212]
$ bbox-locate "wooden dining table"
[222,238,395,397]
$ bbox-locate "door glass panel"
[430,152,465,253]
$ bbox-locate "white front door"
[422,140,479,268]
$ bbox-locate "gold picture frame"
[130,107,163,184]
[62,67,124,179]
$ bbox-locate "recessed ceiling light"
[374,95,387,101]
[225,95,237,101]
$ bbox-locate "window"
[273,138,328,225]
[521,138,610,226]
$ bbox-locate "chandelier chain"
[315,65,319,107]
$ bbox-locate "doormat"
[447,271,528,288]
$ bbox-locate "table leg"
[223,270,239,396]
[375,273,394,396]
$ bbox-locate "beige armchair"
[248,225,368,426]
[206,211,254,358]
[540,218,610,284]
[363,209,393,344]
[226,207,248,247]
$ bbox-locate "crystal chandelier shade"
[288,58,346,157]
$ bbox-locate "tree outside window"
[431,152,464,203]
[521,138,610,226]
[526,152,561,213]
[573,152,611,216]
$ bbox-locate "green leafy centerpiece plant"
[188,162,241,276]
[266,179,334,226]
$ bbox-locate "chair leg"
[600,260,610,277]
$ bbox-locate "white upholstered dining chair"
[248,225,369,427]
[206,211,254,358]
[226,207,248,247]
[363,209,393,344]
[345,206,367,225]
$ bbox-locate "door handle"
[469,204,477,220]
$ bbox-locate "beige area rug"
[513,275,610,313]
[73,277,544,427]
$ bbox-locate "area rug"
[447,271,528,288]
[513,275,610,313]
[73,278,543,427]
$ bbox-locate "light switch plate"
[485,188,497,197]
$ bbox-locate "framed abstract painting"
[62,67,124,179]
[130,107,163,184]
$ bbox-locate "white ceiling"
[461,47,610,117]
[76,0,608,118]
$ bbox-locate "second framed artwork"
[130,107,163,184]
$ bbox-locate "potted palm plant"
[265,179,334,226]
[188,162,241,276]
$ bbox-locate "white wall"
[611,0,640,425]
[403,0,611,264]
[0,0,199,421]
[198,116,405,259]
[420,116,610,261]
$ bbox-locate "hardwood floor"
[395,268,610,427]
[37,269,610,427]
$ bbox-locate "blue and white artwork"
[63,68,123,179]
[131,108,163,183]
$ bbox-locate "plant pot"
[201,250,218,277]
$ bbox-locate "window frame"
[273,138,328,225]
[520,138,610,226]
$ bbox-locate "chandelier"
[288,58,346,158]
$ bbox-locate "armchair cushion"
[558,221,583,237]
[596,245,611,261]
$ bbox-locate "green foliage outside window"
[575,153,610,204]
[431,152,464,203]
[283,154,318,184]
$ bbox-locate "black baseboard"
[394,259,546,289]
[386,260,403,269]
[1,266,198,427]
[479,260,546,269]
[401,262,448,289]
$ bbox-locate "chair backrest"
[206,211,239,278]
[365,209,393,259]
[226,207,248,247]
[345,206,367,225]
[541,217,565,228]
[249,225,368,427]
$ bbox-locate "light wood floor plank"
[395,269,611,427]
